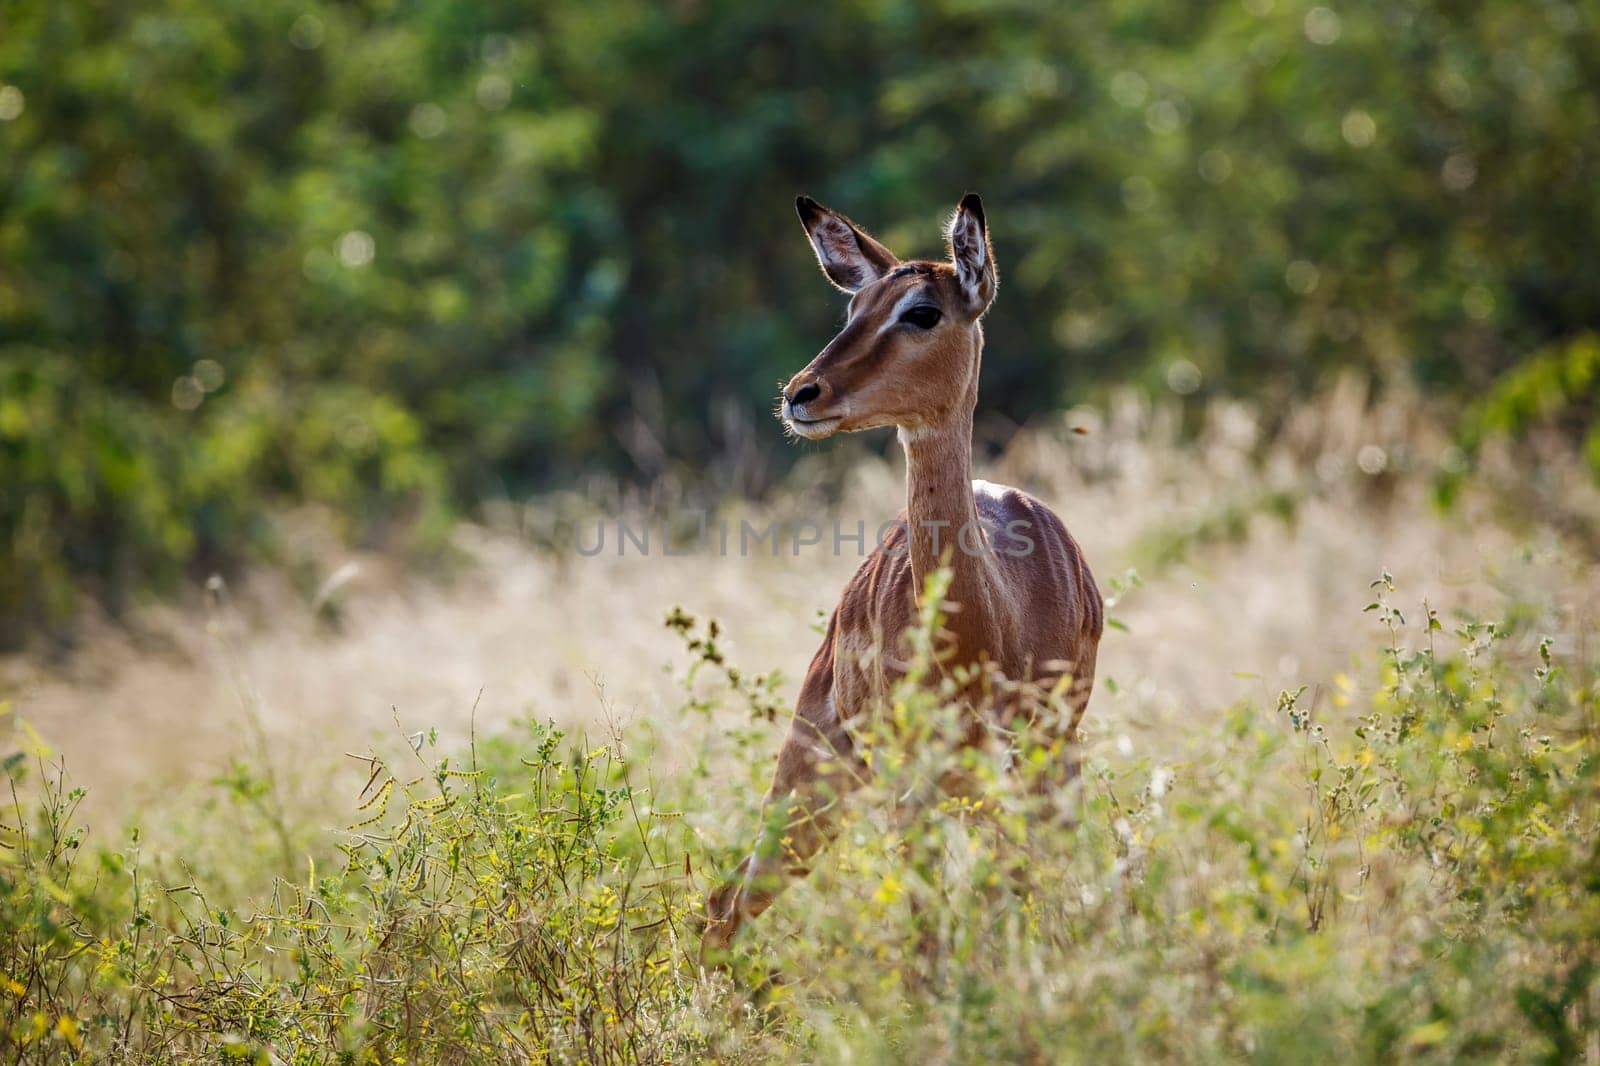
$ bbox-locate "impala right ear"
[947,192,997,314]
[795,196,899,293]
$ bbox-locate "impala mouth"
[784,413,843,439]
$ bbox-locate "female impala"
[702,194,1102,956]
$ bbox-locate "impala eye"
[901,305,942,330]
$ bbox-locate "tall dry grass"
[7,380,1593,811]
[3,382,1599,1061]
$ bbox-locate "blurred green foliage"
[1,0,1597,639]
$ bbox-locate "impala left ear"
[947,192,997,314]
[796,196,900,293]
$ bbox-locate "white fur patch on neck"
[897,425,935,446]
[971,477,1003,499]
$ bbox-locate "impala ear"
[946,192,997,313]
[795,196,899,293]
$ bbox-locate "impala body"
[702,194,1103,956]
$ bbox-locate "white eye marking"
[876,288,935,337]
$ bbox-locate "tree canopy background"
[1,0,1596,643]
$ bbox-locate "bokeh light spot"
[1198,148,1233,184]
[1285,260,1321,294]
[1146,99,1182,134]
[0,86,23,121]
[1109,71,1148,108]
[1442,153,1478,191]
[288,14,324,50]
[1340,110,1376,147]
[1121,175,1155,212]
[1304,7,1342,45]
[194,359,226,392]
[409,102,447,139]
[338,230,376,268]
[477,74,512,111]
[1166,359,1202,395]
[171,376,204,411]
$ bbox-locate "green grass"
[2,569,1597,1063]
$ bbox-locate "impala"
[701,194,1103,956]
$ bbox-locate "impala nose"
[787,382,821,408]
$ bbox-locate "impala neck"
[900,416,978,593]
[897,339,997,654]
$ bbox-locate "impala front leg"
[702,692,861,962]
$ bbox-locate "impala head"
[781,193,998,440]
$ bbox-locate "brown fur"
[701,196,1103,958]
